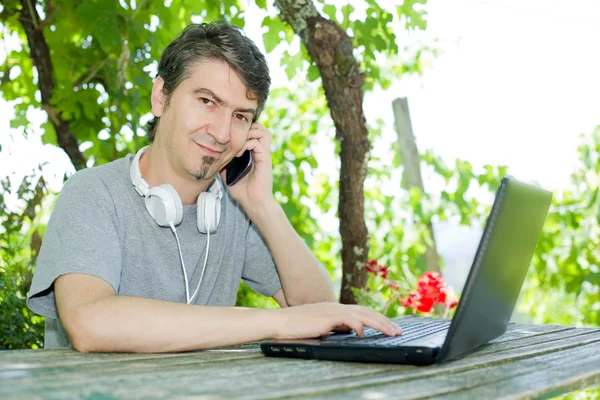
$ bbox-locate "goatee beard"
[195,156,216,180]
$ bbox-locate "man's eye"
[235,114,249,122]
[200,98,214,106]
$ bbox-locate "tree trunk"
[18,0,86,170]
[274,0,370,304]
[392,98,441,273]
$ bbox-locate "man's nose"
[208,110,231,144]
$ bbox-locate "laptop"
[261,176,552,365]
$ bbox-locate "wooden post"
[392,97,441,273]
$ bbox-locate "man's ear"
[151,76,166,117]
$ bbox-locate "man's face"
[152,59,257,182]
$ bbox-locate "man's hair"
[146,21,271,142]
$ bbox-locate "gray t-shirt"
[27,154,282,348]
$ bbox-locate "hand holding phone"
[225,150,253,186]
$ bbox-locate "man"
[27,21,401,353]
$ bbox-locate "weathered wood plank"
[1,322,598,400]
[0,356,395,399]
[490,324,573,343]
[0,351,265,384]
[268,340,600,400]
[2,330,598,400]
[466,327,597,356]
[226,331,600,399]
[433,353,600,400]
[0,347,262,371]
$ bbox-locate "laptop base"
[261,341,440,365]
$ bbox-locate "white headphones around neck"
[129,146,223,234]
[129,146,224,304]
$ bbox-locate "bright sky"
[2,0,600,200]
[373,0,600,193]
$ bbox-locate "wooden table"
[1,320,599,399]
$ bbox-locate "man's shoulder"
[62,155,131,193]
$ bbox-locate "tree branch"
[275,0,370,304]
[37,0,56,32]
[24,0,38,27]
[0,8,10,22]
[72,58,109,88]
[18,0,86,170]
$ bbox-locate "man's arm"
[254,200,336,306]
[222,123,336,306]
[56,273,401,353]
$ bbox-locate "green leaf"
[40,121,57,146]
[584,272,600,284]
[255,0,267,10]
[307,64,320,82]
[322,5,338,22]
[397,0,428,31]
[9,109,29,130]
[261,16,289,54]
[408,187,422,208]
[231,15,246,28]
[281,50,305,80]
[341,4,355,30]
[75,0,123,53]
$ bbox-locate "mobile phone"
[226,150,253,186]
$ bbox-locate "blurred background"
[1,0,598,361]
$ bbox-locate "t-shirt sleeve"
[241,221,282,298]
[27,169,123,319]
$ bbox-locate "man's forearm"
[66,296,278,353]
[249,200,337,306]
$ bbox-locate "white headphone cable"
[189,231,210,304]
[170,223,191,304]
[169,222,210,305]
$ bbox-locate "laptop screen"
[437,177,552,363]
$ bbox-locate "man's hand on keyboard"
[270,302,403,340]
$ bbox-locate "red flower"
[400,290,434,312]
[400,290,419,309]
[365,259,389,279]
[378,265,389,279]
[417,294,435,313]
[366,262,459,314]
[366,260,378,274]
[399,271,458,314]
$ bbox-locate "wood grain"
[1,323,598,400]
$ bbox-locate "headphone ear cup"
[145,184,183,227]
[197,192,220,234]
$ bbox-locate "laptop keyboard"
[322,319,451,347]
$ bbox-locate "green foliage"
[397,0,428,30]
[264,85,339,275]
[519,126,600,327]
[260,1,435,90]
[558,388,600,400]
[261,15,293,53]
[0,171,48,349]
[235,281,278,308]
